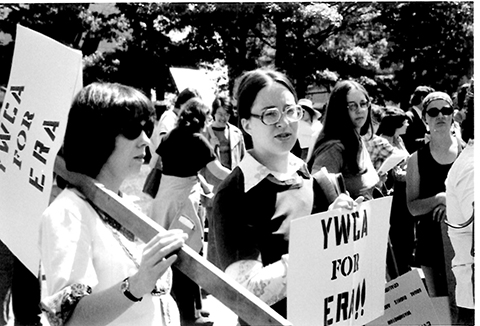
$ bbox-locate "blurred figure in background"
[297,98,322,162]
[402,86,435,154]
[375,107,413,275]
[201,95,245,266]
[151,98,230,326]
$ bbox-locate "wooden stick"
[54,156,292,326]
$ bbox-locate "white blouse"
[39,188,179,326]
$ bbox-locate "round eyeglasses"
[250,105,304,126]
[347,101,370,113]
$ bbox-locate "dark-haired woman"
[308,80,379,200]
[150,97,230,325]
[209,69,358,322]
[40,83,188,326]
[406,91,462,297]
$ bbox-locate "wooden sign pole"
[54,156,292,326]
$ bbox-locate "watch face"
[121,278,129,292]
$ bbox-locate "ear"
[241,118,252,136]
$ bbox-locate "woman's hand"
[329,193,364,211]
[129,229,187,298]
[432,204,446,222]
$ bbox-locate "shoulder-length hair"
[377,106,407,137]
[176,97,210,133]
[310,80,373,174]
[212,95,234,116]
[63,82,155,178]
[234,69,297,148]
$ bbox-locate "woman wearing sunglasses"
[40,83,188,326]
[208,69,357,323]
[406,91,462,298]
[308,80,380,201]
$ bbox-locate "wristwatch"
[120,277,142,302]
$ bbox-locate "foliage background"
[0,2,474,109]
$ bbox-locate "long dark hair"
[309,80,372,174]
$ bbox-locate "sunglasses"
[121,119,154,140]
[250,105,304,126]
[426,106,454,117]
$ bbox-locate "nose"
[139,130,151,146]
[275,112,291,128]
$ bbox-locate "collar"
[239,151,309,193]
[412,105,422,118]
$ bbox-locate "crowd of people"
[0,69,474,326]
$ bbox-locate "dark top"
[209,165,336,319]
[415,143,456,267]
[402,108,427,154]
[157,128,216,177]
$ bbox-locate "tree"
[373,2,473,108]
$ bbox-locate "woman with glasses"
[40,83,188,326]
[150,97,229,325]
[208,69,357,322]
[406,91,463,298]
[308,80,379,201]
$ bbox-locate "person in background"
[375,107,413,275]
[369,106,409,179]
[401,85,435,154]
[364,104,390,197]
[445,83,474,325]
[151,97,230,326]
[202,95,246,266]
[40,82,187,326]
[296,98,322,162]
[148,88,201,171]
[209,69,359,324]
[308,80,379,201]
[406,91,462,297]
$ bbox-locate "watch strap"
[122,277,142,302]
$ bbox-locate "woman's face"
[395,119,409,137]
[103,124,150,182]
[213,106,230,128]
[242,83,298,158]
[424,99,453,132]
[346,89,369,132]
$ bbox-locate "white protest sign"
[170,67,215,106]
[0,25,83,275]
[366,269,441,326]
[288,196,392,326]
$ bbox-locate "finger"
[151,236,186,262]
[355,196,364,204]
[155,253,178,268]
